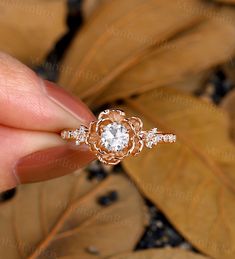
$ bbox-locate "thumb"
[0,52,95,192]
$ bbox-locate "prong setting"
[61,109,176,165]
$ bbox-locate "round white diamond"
[101,122,129,152]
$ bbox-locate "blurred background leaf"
[221,89,235,143]
[107,248,209,259]
[82,0,108,19]
[0,0,67,65]
[59,0,235,107]
[0,172,147,258]
[120,87,235,259]
[215,0,235,3]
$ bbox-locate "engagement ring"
[61,109,176,165]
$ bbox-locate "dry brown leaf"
[59,0,235,107]
[0,172,146,259]
[215,0,235,4]
[107,248,209,259]
[221,90,235,143]
[223,58,235,84]
[59,0,205,99]
[119,87,235,259]
[95,18,235,106]
[0,0,66,65]
[169,71,210,94]
[82,0,108,19]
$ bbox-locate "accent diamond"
[75,126,88,145]
[145,128,158,148]
[101,122,129,152]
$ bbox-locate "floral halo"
[86,109,144,165]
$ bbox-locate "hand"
[0,52,95,192]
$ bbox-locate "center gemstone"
[101,122,129,152]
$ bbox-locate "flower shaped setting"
[61,109,176,165]
[86,109,144,165]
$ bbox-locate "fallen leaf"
[59,0,235,107]
[107,248,209,259]
[0,172,147,259]
[170,71,210,95]
[82,0,108,19]
[214,0,235,4]
[223,58,235,85]
[0,0,67,65]
[221,90,235,143]
[94,18,235,107]
[120,87,235,259]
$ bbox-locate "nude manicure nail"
[44,80,95,126]
[16,145,95,184]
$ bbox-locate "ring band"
[61,109,176,165]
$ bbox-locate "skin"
[0,52,96,192]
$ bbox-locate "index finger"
[0,53,96,191]
[0,52,95,131]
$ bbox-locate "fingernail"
[15,145,95,184]
[43,80,95,126]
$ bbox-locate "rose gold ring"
[61,109,176,165]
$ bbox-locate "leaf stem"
[27,179,109,259]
